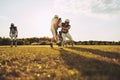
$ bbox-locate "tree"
[17,40,24,45]
[1,38,10,45]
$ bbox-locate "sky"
[0,0,120,41]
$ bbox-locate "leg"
[10,35,14,47]
[57,31,63,46]
[66,33,74,47]
[50,27,58,48]
[51,27,57,42]
[50,39,53,48]
[14,34,18,47]
[50,28,56,48]
[11,40,13,47]
[15,40,17,47]
[61,33,66,48]
[14,38,17,47]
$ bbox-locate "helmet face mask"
[65,22,69,24]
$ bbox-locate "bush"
[1,38,10,45]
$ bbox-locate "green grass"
[0,45,120,80]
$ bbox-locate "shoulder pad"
[62,23,65,26]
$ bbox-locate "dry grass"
[0,45,120,80]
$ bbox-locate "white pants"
[61,32,73,47]
[62,32,73,41]
[51,26,57,38]
[51,26,58,43]
[10,33,17,41]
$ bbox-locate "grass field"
[0,45,120,80]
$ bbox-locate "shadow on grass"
[60,48,120,80]
[68,47,120,60]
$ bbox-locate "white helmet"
[65,19,70,23]
[54,15,59,18]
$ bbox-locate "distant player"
[9,23,18,47]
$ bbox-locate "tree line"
[0,37,51,45]
[0,37,120,45]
